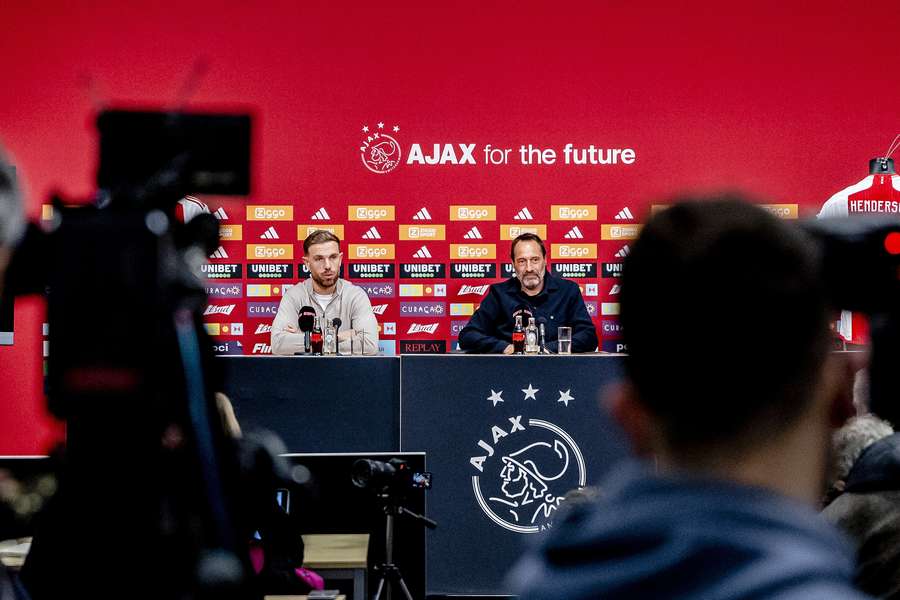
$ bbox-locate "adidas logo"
[614,207,635,220]
[255,324,272,335]
[213,207,229,220]
[459,284,489,296]
[463,226,483,240]
[407,323,439,335]
[204,304,235,316]
[413,246,432,258]
[311,208,331,220]
[372,304,388,315]
[412,207,432,220]
[210,246,229,259]
[513,207,534,220]
[609,284,621,295]
[260,226,280,240]
[362,226,382,240]
[615,244,631,258]
[564,226,584,239]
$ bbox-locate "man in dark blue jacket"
[458,233,597,353]
[511,198,868,599]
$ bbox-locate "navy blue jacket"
[458,273,598,353]
[511,461,871,600]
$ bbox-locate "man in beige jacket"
[271,230,379,355]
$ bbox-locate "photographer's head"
[510,233,547,295]
[612,197,853,501]
[303,230,342,294]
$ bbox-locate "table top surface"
[301,533,369,569]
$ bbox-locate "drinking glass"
[557,327,572,354]
[352,331,369,355]
[323,324,337,355]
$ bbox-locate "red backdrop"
[2,0,899,454]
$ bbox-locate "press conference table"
[220,354,630,595]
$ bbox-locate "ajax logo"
[470,385,586,534]
[360,122,401,174]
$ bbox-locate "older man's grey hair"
[832,414,894,484]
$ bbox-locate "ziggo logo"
[356,247,390,258]
[356,207,390,219]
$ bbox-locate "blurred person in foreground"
[511,198,867,599]
[824,413,900,599]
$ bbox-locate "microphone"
[298,305,316,353]
[537,317,549,354]
[331,318,342,356]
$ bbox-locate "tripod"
[372,503,437,600]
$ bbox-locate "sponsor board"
[252,343,272,354]
[601,224,642,240]
[298,264,344,280]
[450,205,497,221]
[450,320,469,337]
[451,263,496,279]
[254,323,273,335]
[602,340,628,353]
[348,205,396,221]
[383,322,397,336]
[399,302,446,316]
[219,224,243,241]
[501,263,515,278]
[551,205,597,221]
[247,263,292,279]
[348,263,395,279]
[357,282,396,298]
[551,263,597,278]
[371,304,388,315]
[500,224,547,240]
[761,203,799,219]
[602,262,624,278]
[450,303,476,316]
[378,340,397,356]
[451,244,496,260]
[551,244,597,260]
[349,244,395,260]
[584,301,598,317]
[601,320,623,338]
[247,302,279,318]
[400,340,447,354]
[399,284,446,297]
[247,284,282,297]
[212,340,244,356]
[405,322,440,335]
[297,224,345,240]
[247,205,293,221]
[400,263,446,279]
[585,283,599,296]
[247,244,294,260]
[206,284,243,298]
[205,322,244,336]
[399,224,446,240]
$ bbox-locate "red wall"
[2,0,899,454]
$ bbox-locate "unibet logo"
[247,244,294,260]
[450,205,496,221]
[247,205,294,221]
[552,205,597,221]
[349,205,396,221]
[350,244,396,259]
[551,244,597,259]
[400,224,445,240]
[452,244,496,259]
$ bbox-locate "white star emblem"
[487,389,504,407]
[393,125,400,132]
[522,383,539,400]
[373,132,380,139]
[362,125,369,133]
[557,389,574,407]
[377,122,385,129]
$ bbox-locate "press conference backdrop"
[195,199,798,356]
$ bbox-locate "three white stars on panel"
[485,385,573,406]
[362,124,400,133]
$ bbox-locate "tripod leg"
[396,575,415,600]
[373,576,386,600]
